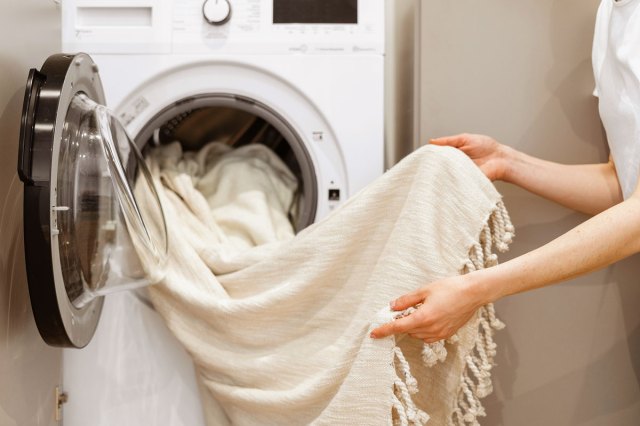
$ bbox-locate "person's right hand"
[430,133,511,181]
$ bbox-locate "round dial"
[203,0,232,25]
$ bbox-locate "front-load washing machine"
[19,0,385,424]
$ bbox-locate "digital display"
[273,0,358,24]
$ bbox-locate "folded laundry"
[134,142,514,425]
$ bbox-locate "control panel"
[62,0,384,55]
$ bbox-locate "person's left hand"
[370,275,484,342]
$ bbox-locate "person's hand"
[430,133,511,181]
[370,275,484,343]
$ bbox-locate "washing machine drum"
[18,53,168,348]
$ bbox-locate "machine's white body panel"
[63,0,384,55]
[62,0,385,423]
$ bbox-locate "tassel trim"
[390,200,514,426]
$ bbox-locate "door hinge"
[55,386,68,422]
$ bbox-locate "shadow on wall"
[519,0,606,161]
[544,0,605,153]
[614,256,640,386]
[521,59,605,159]
[481,211,587,425]
[570,255,640,424]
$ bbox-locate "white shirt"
[592,0,640,199]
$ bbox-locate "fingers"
[371,287,428,338]
[429,134,468,148]
[390,290,425,311]
[370,314,452,342]
[370,315,417,339]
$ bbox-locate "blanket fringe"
[392,348,430,425]
[449,200,511,426]
[421,341,448,368]
[391,200,513,426]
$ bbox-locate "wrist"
[496,144,519,183]
[461,269,502,306]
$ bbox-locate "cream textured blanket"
[136,142,514,426]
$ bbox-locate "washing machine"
[18,0,384,424]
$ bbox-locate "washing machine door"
[17,53,168,348]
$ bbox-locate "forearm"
[502,146,623,215]
[472,194,640,303]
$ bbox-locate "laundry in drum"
[143,105,306,249]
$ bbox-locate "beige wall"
[417,0,640,424]
[385,0,419,168]
[0,0,62,425]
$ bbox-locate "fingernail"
[370,332,375,338]
[389,300,396,309]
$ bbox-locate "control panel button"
[203,0,232,26]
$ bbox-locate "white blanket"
[135,142,514,425]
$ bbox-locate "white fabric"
[593,0,640,199]
[136,143,513,425]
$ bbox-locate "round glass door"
[56,93,168,308]
[19,53,168,347]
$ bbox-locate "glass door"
[18,53,167,348]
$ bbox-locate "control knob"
[203,0,231,25]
